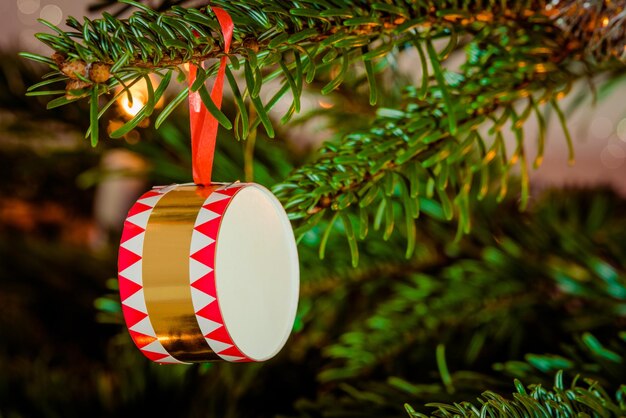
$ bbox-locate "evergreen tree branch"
[274,12,626,261]
[295,189,626,416]
[406,372,626,418]
[22,1,626,145]
[27,0,554,72]
[316,188,626,384]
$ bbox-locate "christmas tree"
[2,0,625,416]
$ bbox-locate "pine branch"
[22,1,625,146]
[406,372,626,418]
[317,188,626,384]
[285,187,626,416]
[20,1,626,260]
[273,9,626,262]
[27,0,552,71]
[88,0,187,14]
[496,333,626,385]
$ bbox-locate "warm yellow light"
[602,17,609,27]
[318,99,334,109]
[117,75,164,118]
[119,94,146,117]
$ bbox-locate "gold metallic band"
[142,185,221,362]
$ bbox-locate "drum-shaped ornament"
[117,183,299,363]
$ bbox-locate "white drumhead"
[215,185,299,361]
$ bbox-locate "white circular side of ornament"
[215,185,299,361]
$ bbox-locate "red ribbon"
[188,7,233,186]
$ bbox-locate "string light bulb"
[117,75,164,118]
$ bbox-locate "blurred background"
[1,1,625,417]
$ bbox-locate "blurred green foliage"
[3,1,626,417]
[24,0,626,263]
[1,102,625,417]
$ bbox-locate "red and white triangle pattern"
[118,188,185,364]
[189,184,253,362]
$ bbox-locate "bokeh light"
[590,115,614,140]
[117,75,164,119]
[318,99,334,109]
[16,0,40,15]
[40,4,62,25]
[118,87,146,118]
[600,143,625,169]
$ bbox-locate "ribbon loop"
[188,7,234,186]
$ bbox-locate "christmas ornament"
[117,8,299,363]
[118,182,299,363]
